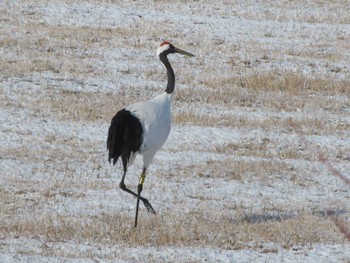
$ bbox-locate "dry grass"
[201,71,350,95]
[239,72,349,95]
[0,206,344,252]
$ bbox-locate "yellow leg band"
[139,173,146,185]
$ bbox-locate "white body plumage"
[127,92,172,168]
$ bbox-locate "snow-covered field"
[1,0,349,262]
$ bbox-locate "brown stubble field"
[1,0,349,261]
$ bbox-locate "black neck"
[160,54,175,94]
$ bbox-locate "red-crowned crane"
[107,41,194,227]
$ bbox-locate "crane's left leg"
[134,168,156,227]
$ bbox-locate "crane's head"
[157,41,194,58]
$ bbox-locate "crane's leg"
[134,169,145,228]
[119,161,155,227]
[134,168,156,227]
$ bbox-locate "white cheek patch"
[157,44,170,56]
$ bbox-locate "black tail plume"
[107,109,143,166]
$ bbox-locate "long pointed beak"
[174,47,195,57]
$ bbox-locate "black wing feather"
[107,109,143,166]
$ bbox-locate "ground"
[0,0,349,262]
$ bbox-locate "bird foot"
[143,199,156,214]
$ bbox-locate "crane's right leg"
[134,169,145,228]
